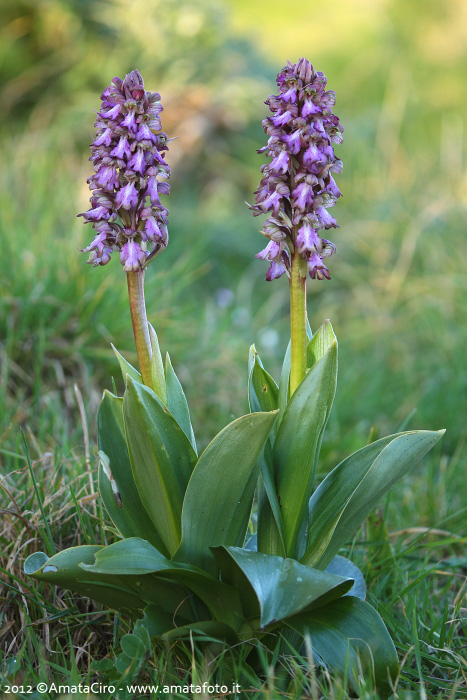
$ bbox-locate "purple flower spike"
[249,58,343,281]
[79,70,171,270]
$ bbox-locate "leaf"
[97,390,168,554]
[175,411,278,575]
[248,353,279,415]
[325,555,366,600]
[130,575,198,622]
[303,430,444,569]
[148,323,168,405]
[247,343,258,378]
[134,623,152,653]
[256,467,286,557]
[213,546,353,629]
[273,340,337,557]
[120,633,147,659]
[165,352,197,453]
[286,596,398,698]
[82,537,244,630]
[307,320,336,368]
[123,376,197,556]
[24,546,144,612]
[25,542,199,622]
[80,537,193,576]
[248,351,285,555]
[112,344,141,384]
[114,652,135,675]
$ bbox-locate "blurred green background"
[1,0,466,462]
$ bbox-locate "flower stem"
[289,253,307,397]
[127,270,152,386]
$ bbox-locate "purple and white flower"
[120,240,147,271]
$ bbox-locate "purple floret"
[78,70,171,269]
[249,58,343,281]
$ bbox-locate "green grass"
[1,438,466,698]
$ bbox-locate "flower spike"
[250,58,343,281]
[79,70,171,270]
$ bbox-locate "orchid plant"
[25,64,443,697]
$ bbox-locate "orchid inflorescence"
[79,70,171,271]
[250,57,343,281]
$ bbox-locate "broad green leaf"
[325,555,366,600]
[286,596,398,698]
[112,344,141,385]
[148,323,167,405]
[303,430,444,569]
[273,340,337,557]
[24,546,144,612]
[25,543,189,617]
[248,352,285,554]
[98,390,168,554]
[165,352,197,452]
[79,538,197,619]
[82,538,243,630]
[307,320,336,368]
[175,411,278,575]
[123,377,197,556]
[213,546,353,629]
[80,537,194,575]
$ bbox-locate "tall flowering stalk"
[79,70,171,386]
[250,58,343,395]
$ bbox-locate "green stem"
[127,270,152,386]
[289,253,307,397]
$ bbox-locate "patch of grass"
[1,424,466,698]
